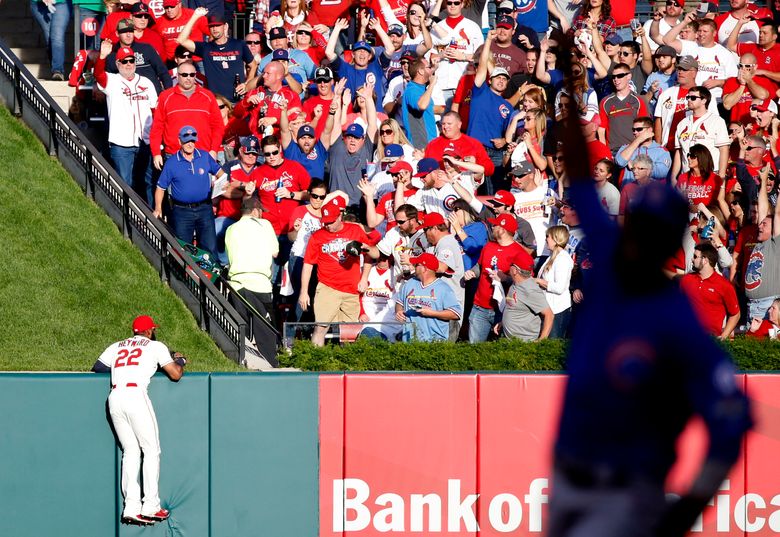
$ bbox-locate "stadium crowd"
[64,0,780,345]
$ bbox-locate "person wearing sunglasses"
[105,17,171,95]
[129,2,164,60]
[672,85,730,181]
[244,31,263,64]
[94,39,159,205]
[614,116,671,186]
[257,26,316,93]
[749,97,779,141]
[429,0,484,110]
[154,0,209,66]
[722,52,773,124]
[280,93,337,181]
[177,7,257,104]
[292,22,327,66]
[646,0,684,53]
[727,15,780,80]
[168,45,204,86]
[598,63,649,155]
[717,0,773,46]
[614,40,652,94]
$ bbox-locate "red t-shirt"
[453,73,476,132]
[252,159,312,235]
[609,0,636,27]
[303,94,334,139]
[309,0,354,27]
[135,28,166,61]
[234,86,303,139]
[737,42,780,74]
[154,8,209,62]
[747,319,778,338]
[375,188,418,230]
[680,272,740,336]
[586,139,613,171]
[722,75,776,124]
[473,241,531,309]
[303,222,378,294]
[676,172,722,209]
[215,162,261,220]
[368,0,407,30]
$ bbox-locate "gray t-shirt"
[502,278,550,341]
[327,136,375,207]
[745,236,780,300]
[432,234,466,309]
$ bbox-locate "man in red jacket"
[150,60,224,169]
[424,111,495,180]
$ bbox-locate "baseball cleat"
[139,508,170,522]
[122,514,154,526]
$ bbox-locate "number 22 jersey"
[98,336,173,390]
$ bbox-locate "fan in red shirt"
[676,143,723,211]
[302,67,336,139]
[680,243,741,339]
[153,0,208,63]
[309,0,355,27]
[249,135,311,236]
[233,61,303,139]
[721,52,775,124]
[299,197,379,346]
[425,111,495,177]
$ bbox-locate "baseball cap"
[752,99,779,114]
[488,189,516,207]
[241,135,260,154]
[509,160,535,177]
[320,199,343,224]
[162,0,179,8]
[352,41,373,54]
[409,253,440,271]
[496,14,514,28]
[389,161,413,175]
[207,15,225,26]
[604,33,622,46]
[498,0,514,12]
[414,157,440,177]
[387,23,405,36]
[419,212,447,229]
[116,46,135,61]
[654,45,677,57]
[132,315,158,333]
[509,250,534,272]
[400,50,417,62]
[488,213,518,234]
[268,26,287,40]
[178,125,198,142]
[677,55,699,70]
[314,66,333,82]
[345,123,365,138]
[696,1,718,16]
[383,144,403,159]
[117,18,135,32]
[272,49,289,61]
[131,2,152,15]
[297,125,315,139]
[490,67,510,79]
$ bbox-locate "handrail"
[0,39,258,367]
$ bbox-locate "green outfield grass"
[0,106,241,372]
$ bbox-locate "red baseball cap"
[488,213,518,234]
[132,315,158,333]
[389,161,413,174]
[419,212,447,229]
[116,47,135,61]
[162,0,179,7]
[509,250,534,272]
[320,199,343,224]
[488,190,516,207]
[409,253,440,271]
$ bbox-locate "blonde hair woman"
[375,118,416,163]
[535,225,573,338]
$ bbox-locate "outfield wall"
[1,373,778,537]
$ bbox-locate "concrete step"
[24,62,52,79]
[38,80,74,112]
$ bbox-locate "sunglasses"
[632,127,647,132]
[178,72,197,77]
[687,153,697,159]
[118,58,135,64]
[447,1,461,5]
[394,218,408,225]
[380,129,394,135]
[728,128,740,134]
[218,104,227,109]
[164,5,178,9]
[746,146,763,151]
[686,95,701,100]
[665,1,681,6]
[315,78,331,83]
[611,72,630,80]
[618,51,635,57]
[738,63,755,69]
[552,156,564,162]
[296,30,311,36]
[310,192,327,200]
[133,14,150,19]
[246,40,262,45]
[264,149,280,157]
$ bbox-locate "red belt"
[112,383,138,388]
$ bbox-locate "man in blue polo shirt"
[177,7,257,103]
[468,29,514,192]
[154,125,222,258]
[395,253,462,342]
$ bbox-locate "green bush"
[280,337,780,372]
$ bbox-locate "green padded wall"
[209,373,320,537]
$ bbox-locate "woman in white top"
[535,225,573,338]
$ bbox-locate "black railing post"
[85,149,95,199]
[122,190,130,239]
[199,280,208,330]
[48,104,57,156]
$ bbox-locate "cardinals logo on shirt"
[744,250,765,291]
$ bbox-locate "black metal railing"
[0,40,253,366]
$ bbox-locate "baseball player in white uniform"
[93,315,186,526]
